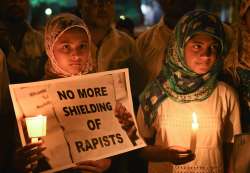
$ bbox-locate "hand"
[14,141,46,173]
[165,146,195,165]
[74,158,111,173]
[115,102,139,145]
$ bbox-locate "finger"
[169,147,192,154]
[74,165,102,173]
[174,153,195,165]
[16,142,43,153]
[76,160,96,167]
[23,146,46,160]
[116,103,126,114]
[28,154,46,164]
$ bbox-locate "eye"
[79,43,88,49]
[210,44,219,53]
[60,44,71,53]
[62,44,70,50]
[192,44,201,50]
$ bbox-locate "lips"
[70,63,81,66]
[70,64,81,66]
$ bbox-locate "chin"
[194,68,207,74]
[69,70,81,76]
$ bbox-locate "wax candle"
[25,115,47,143]
[190,112,199,153]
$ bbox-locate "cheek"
[53,49,61,61]
[79,50,90,61]
[184,48,196,67]
[210,56,217,66]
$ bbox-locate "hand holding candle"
[190,112,199,153]
[25,114,47,143]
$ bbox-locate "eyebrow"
[191,40,204,44]
[190,40,217,45]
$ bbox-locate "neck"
[88,24,111,47]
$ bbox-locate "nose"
[71,55,80,61]
[200,47,212,58]
[71,49,81,61]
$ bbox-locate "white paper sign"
[9,69,146,173]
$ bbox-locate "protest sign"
[9,69,146,172]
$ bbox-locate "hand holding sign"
[73,158,112,173]
[14,142,47,172]
[115,102,139,146]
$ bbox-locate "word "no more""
[57,86,108,100]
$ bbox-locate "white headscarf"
[44,13,93,79]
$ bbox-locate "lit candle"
[190,112,199,153]
[25,115,47,143]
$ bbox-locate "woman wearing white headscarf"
[12,13,111,173]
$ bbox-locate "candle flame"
[192,112,199,129]
[25,115,47,138]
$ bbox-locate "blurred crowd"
[0,0,250,173]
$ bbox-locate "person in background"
[76,0,137,72]
[0,0,46,83]
[75,1,144,172]
[116,16,135,39]
[137,10,241,173]
[135,0,196,94]
[223,0,250,133]
[76,0,142,114]
[0,49,17,173]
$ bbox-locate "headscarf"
[139,10,226,126]
[44,13,93,79]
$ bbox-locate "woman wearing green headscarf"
[137,10,241,173]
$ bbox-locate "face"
[80,0,115,28]
[53,27,90,75]
[184,33,219,75]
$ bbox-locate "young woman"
[137,10,241,173]
[13,13,111,173]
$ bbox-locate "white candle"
[31,137,39,143]
[190,112,199,153]
[25,115,47,143]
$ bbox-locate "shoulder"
[136,24,159,43]
[216,81,237,95]
[113,28,135,44]
[26,24,44,40]
[217,81,237,93]
[215,81,239,105]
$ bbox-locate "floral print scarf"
[139,10,226,126]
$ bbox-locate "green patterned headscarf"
[139,10,227,126]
